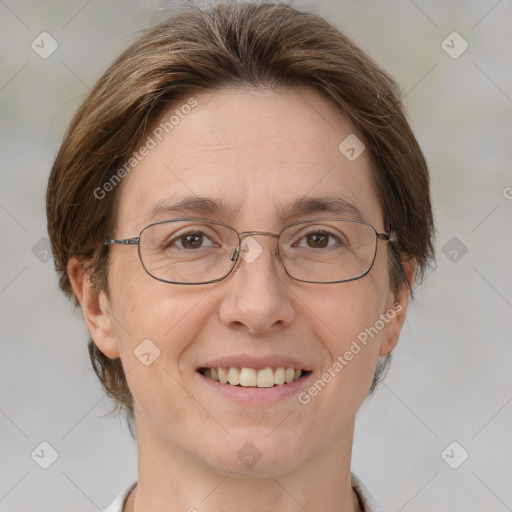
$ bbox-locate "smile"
[198,367,311,388]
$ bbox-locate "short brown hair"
[47,0,435,429]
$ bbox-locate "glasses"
[103,218,396,285]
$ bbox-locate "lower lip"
[196,371,313,405]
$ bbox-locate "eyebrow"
[142,195,366,225]
[142,197,243,225]
[277,196,365,223]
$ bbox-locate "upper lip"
[198,355,312,371]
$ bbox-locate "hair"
[47,0,435,432]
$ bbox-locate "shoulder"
[351,472,386,512]
[101,482,137,512]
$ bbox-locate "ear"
[67,257,120,359]
[378,258,416,357]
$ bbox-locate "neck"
[123,411,363,512]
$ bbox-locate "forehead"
[114,84,383,233]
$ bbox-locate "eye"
[295,230,341,249]
[167,230,218,250]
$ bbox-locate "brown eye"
[298,230,339,249]
[306,233,329,248]
[159,224,220,252]
[180,232,204,249]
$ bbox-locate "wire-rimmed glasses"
[103,218,396,285]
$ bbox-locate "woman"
[46,2,435,511]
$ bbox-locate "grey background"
[1,0,511,510]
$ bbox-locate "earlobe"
[67,257,120,359]
[378,258,416,357]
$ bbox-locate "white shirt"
[102,472,384,512]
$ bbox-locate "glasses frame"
[103,217,396,285]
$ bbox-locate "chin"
[202,431,308,478]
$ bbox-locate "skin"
[69,84,415,512]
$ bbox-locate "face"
[79,85,410,477]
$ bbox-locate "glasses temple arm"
[103,237,140,246]
[378,232,397,243]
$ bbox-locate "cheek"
[314,273,386,341]
[108,281,216,420]
[291,282,387,440]
[107,254,210,364]
[309,277,388,389]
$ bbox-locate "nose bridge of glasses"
[232,230,280,261]
[238,230,279,241]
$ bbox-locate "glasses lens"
[279,220,377,282]
[139,220,238,283]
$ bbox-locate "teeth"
[257,368,275,388]
[218,367,228,384]
[201,366,305,387]
[239,368,257,387]
[274,367,285,385]
[227,367,240,386]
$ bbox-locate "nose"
[218,235,296,334]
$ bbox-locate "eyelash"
[163,228,345,250]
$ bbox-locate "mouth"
[197,366,312,388]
